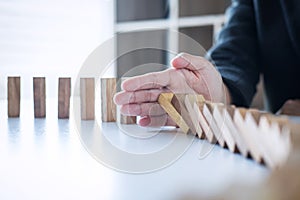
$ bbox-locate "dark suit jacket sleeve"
[207,0,260,107]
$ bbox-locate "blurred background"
[0,0,263,108]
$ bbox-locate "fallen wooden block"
[184,94,205,138]
[244,111,265,163]
[33,77,46,118]
[203,103,225,147]
[80,78,95,120]
[101,78,117,122]
[193,102,216,143]
[234,108,261,162]
[58,78,71,119]
[212,105,236,152]
[171,94,199,135]
[158,93,189,134]
[223,106,248,157]
[7,77,20,118]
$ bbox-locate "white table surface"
[0,99,272,200]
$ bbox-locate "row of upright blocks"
[6,77,135,123]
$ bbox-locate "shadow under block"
[7,77,21,117]
[33,77,46,118]
[101,78,116,122]
[158,93,189,134]
[58,78,71,119]
[80,78,95,120]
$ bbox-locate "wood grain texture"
[80,78,95,120]
[101,78,116,122]
[33,77,46,118]
[158,93,189,134]
[7,77,20,118]
[58,78,71,119]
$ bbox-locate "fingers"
[120,103,166,116]
[114,88,170,105]
[171,52,210,71]
[138,115,177,127]
[121,70,171,91]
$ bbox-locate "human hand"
[114,53,230,127]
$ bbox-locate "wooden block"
[158,93,189,134]
[80,78,95,120]
[259,116,280,168]
[193,102,216,143]
[101,78,116,122]
[171,94,199,135]
[58,78,71,119]
[7,77,20,118]
[234,108,261,161]
[120,115,136,124]
[212,105,236,152]
[184,94,205,138]
[244,111,264,163]
[223,107,248,157]
[203,103,225,147]
[33,77,46,118]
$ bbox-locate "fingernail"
[138,117,150,126]
[171,55,189,67]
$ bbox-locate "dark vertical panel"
[117,0,169,22]
[179,0,231,17]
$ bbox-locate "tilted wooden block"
[193,102,216,143]
[244,111,265,163]
[33,77,46,118]
[158,93,189,134]
[184,94,205,138]
[212,105,236,152]
[223,106,248,157]
[101,78,117,122]
[80,78,95,120]
[7,77,20,118]
[58,78,71,119]
[234,108,262,162]
[203,103,226,147]
[171,94,200,135]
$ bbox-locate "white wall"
[0,0,114,99]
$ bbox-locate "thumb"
[171,52,207,71]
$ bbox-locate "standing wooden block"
[33,77,46,118]
[7,77,21,117]
[118,77,136,124]
[81,78,95,120]
[58,78,71,119]
[120,115,136,124]
[101,78,117,122]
